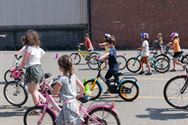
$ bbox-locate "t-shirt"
[25,46,45,68]
[173,39,181,52]
[57,75,77,102]
[108,47,119,72]
[85,38,93,50]
[141,40,150,57]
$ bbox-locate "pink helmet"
[170,32,179,40]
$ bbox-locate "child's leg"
[105,71,113,87]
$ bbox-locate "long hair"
[22,29,41,46]
[58,55,73,77]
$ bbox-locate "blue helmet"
[140,33,149,39]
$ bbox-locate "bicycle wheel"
[164,75,188,109]
[84,79,102,100]
[4,70,14,83]
[156,54,170,62]
[117,55,126,70]
[3,81,28,106]
[87,55,99,70]
[70,52,81,65]
[154,58,170,73]
[24,106,56,125]
[181,54,188,64]
[119,80,139,101]
[126,57,141,73]
[85,107,120,125]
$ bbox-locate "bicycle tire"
[70,52,81,65]
[84,79,102,100]
[119,80,139,101]
[126,57,141,73]
[117,55,127,70]
[87,55,99,70]
[85,107,121,125]
[4,70,14,83]
[3,81,28,106]
[154,58,170,73]
[156,54,170,62]
[181,54,188,64]
[164,75,188,109]
[23,106,56,125]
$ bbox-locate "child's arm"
[99,52,109,61]
[76,78,84,98]
[15,46,26,56]
[51,82,62,95]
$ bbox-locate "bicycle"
[156,44,188,64]
[3,72,52,106]
[84,61,139,101]
[87,53,127,70]
[163,67,188,109]
[4,55,24,83]
[126,50,170,73]
[70,43,101,65]
[23,78,121,125]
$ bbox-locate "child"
[169,32,186,71]
[17,29,45,105]
[54,55,84,125]
[153,33,163,53]
[138,33,152,75]
[83,33,94,51]
[98,33,119,94]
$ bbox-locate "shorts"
[25,64,43,84]
[173,52,182,59]
[140,56,149,64]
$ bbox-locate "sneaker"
[138,71,144,75]
[29,110,41,116]
[170,69,176,72]
[145,72,152,75]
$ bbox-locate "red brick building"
[90,0,188,49]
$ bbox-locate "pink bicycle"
[4,55,24,83]
[23,77,121,125]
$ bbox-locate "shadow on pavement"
[0,105,28,117]
[0,81,5,85]
[136,108,188,120]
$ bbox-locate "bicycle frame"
[36,82,118,125]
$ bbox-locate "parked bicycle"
[126,50,170,73]
[23,78,121,125]
[163,67,188,109]
[70,43,101,65]
[84,61,139,101]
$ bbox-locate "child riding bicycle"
[98,33,119,94]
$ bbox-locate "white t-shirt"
[25,46,45,68]
[141,40,150,57]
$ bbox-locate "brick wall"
[90,0,188,49]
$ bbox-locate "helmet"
[140,33,149,39]
[170,32,179,40]
[104,33,112,41]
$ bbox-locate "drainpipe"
[87,0,92,37]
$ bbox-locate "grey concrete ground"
[0,50,188,125]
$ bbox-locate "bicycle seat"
[78,96,91,103]
[44,73,52,79]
